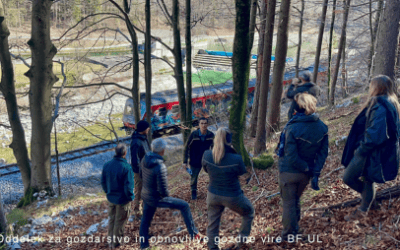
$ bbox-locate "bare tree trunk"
[295,0,304,78]
[368,0,383,78]
[341,31,347,97]
[327,0,337,98]
[230,0,251,166]
[109,0,141,126]
[0,192,6,245]
[266,0,291,139]
[372,0,400,79]
[329,0,351,106]
[0,2,31,194]
[249,0,268,137]
[254,0,276,155]
[122,0,141,125]
[172,0,188,143]
[145,0,152,143]
[27,0,58,194]
[313,0,328,83]
[185,0,192,137]
[248,0,257,53]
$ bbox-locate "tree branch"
[10,53,31,67]
[53,82,131,92]
[52,60,67,123]
[157,0,173,24]
[59,92,131,109]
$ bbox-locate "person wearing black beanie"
[130,120,151,219]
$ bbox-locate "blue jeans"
[139,197,199,249]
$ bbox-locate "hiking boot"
[191,190,197,200]
[369,200,381,211]
[344,208,367,221]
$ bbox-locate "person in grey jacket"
[202,128,254,250]
[276,93,328,241]
[286,71,319,119]
[139,138,202,249]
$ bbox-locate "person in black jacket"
[183,117,214,200]
[286,71,319,119]
[139,138,202,249]
[342,75,400,220]
[202,128,254,250]
[101,144,134,249]
[130,120,151,217]
[277,93,328,240]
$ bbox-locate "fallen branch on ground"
[310,185,400,211]
[328,110,355,121]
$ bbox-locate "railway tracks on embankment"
[0,136,133,178]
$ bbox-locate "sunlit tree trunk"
[313,0,328,83]
[254,0,276,155]
[266,0,291,139]
[329,0,351,106]
[372,0,400,79]
[295,0,304,78]
[0,1,31,195]
[327,0,337,98]
[249,0,268,137]
[27,0,59,194]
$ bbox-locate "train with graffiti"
[122,78,255,136]
[122,65,323,136]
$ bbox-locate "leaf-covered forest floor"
[18,95,400,250]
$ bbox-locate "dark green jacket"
[101,156,135,205]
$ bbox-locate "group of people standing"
[101,72,400,249]
[278,72,400,239]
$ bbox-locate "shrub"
[351,97,360,104]
[252,153,274,170]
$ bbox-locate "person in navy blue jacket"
[286,71,319,119]
[276,93,328,240]
[342,75,400,220]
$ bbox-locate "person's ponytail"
[212,128,228,165]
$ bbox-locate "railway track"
[0,136,133,178]
[0,126,187,178]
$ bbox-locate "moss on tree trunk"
[230,0,251,166]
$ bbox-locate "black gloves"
[311,175,320,191]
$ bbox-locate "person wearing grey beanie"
[139,138,203,249]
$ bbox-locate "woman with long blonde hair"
[276,92,328,240]
[342,75,400,220]
[202,128,254,250]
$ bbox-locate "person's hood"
[291,113,319,123]
[376,95,399,137]
[131,131,147,141]
[143,152,164,169]
[298,81,315,87]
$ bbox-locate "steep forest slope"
[13,94,400,250]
